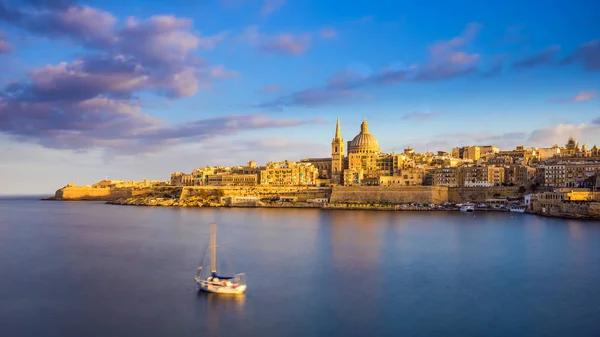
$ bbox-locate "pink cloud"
[429,22,481,56]
[415,23,482,81]
[241,25,311,55]
[260,33,310,55]
[573,91,597,101]
[208,65,239,79]
[320,28,338,39]
[0,38,11,53]
[261,0,286,16]
[550,91,598,103]
[259,84,280,94]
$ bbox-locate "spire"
[334,117,341,139]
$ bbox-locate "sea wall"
[329,186,449,204]
[54,186,183,201]
[531,200,600,220]
[55,184,527,204]
[181,186,331,201]
[447,187,523,203]
[55,185,330,201]
[55,186,131,200]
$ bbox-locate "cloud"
[0,2,231,100]
[550,91,597,103]
[573,91,597,101]
[409,22,482,82]
[255,23,481,109]
[257,86,368,109]
[260,0,286,16]
[259,33,310,55]
[241,25,311,55]
[259,84,280,94]
[0,85,321,153]
[529,123,600,147]
[0,2,264,155]
[401,112,439,120]
[207,64,239,79]
[513,45,560,70]
[0,32,10,53]
[320,28,338,39]
[0,3,118,48]
[561,39,600,71]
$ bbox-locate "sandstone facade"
[329,186,448,204]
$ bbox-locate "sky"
[0,0,599,194]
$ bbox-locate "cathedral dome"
[348,119,380,154]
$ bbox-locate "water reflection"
[567,220,584,240]
[196,290,246,336]
[328,211,385,270]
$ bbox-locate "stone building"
[487,166,505,186]
[259,161,319,186]
[458,166,489,187]
[512,166,537,186]
[379,168,425,186]
[430,167,459,187]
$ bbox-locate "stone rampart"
[531,200,600,219]
[448,187,523,203]
[55,186,182,200]
[329,186,448,204]
[181,186,331,201]
[55,186,133,200]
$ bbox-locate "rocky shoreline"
[102,196,513,213]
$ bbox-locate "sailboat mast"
[210,223,217,273]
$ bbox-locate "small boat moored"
[509,205,527,213]
[459,204,475,212]
[195,223,247,294]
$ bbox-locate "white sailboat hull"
[195,277,247,294]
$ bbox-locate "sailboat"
[195,223,247,294]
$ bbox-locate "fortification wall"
[55,186,183,200]
[447,187,523,203]
[531,200,600,219]
[329,186,448,204]
[55,186,133,200]
[182,186,331,201]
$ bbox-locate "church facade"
[301,118,412,186]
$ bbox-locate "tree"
[518,186,526,194]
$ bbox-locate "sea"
[1,196,599,337]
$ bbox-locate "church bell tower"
[331,117,344,185]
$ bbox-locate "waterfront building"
[378,168,425,186]
[206,173,257,186]
[430,167,459,187]
[259,161,319,186]
[539,146,561,160]
[487,166,505,186]
[458,166,488,187]
[513,166,537,187]
[542,164,566,187]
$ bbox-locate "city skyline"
[0,0,599,194]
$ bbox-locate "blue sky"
[0,0,598,194]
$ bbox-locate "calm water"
[1,197,599,337]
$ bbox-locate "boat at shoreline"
[459,203,475,212]
[509,205,527,213]
[195,223,247,294]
